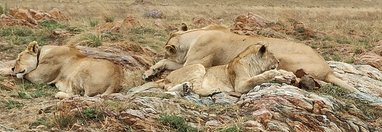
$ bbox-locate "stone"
[9,8,38,25]
[144,9,164,19]
[121,109,145,119]
[358,52,382,71]
[205,120,221,126]
[211,92,239,104]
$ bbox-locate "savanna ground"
[0,0,382,131]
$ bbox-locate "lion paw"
[263,69,282,79]
[181,82,192,96]
[55,92,72,99]
[143,68,163,81]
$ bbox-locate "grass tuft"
[82,33,103,47]
[81,107,105,121]
[1,100,24,109]
[89,18,99,27]
[104,16,115,23]
[39,20,66,30]
[159,114,197,132]
[30,117,49,127]
[219,124,242,132]
[53,112,77,129]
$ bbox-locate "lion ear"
[165,45,176,54]
[258,45,267,57]
[180,23,188,31]
[27,41,39,54]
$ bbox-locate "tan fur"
[144,24,357,92]
[13,41,123,99]
[165,44,280,96]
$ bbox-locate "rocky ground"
[1,3,382,131]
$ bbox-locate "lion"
[163,44,292,96]
[12,41,123,99]
[143,24,357,93]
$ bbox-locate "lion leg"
[54,80,75,99]
[143,59,183,81]
[184,54,214,68]
[192,85,220,96]
[100,86,116,97]
[166,82,193,96]
[235,70,281,93]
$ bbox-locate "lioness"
[144,24,356,92]
[12,41,123,99]
[164,44,287,96]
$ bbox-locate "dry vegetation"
[1,0,382,131]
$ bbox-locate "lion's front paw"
[274,70,297,84]
[143,68,163,81]
[182,82,192,96]
[263,69,282,79]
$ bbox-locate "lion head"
[12,41,40,78]
[227,44,279,84]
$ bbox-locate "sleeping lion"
[163,44,296,96]
[144,24,357,94]
[12,41,123,99]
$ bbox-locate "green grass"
[81,107,105,121]
[134,92,175,99]
[30,117,49,127]
[101,32,123,41]
[89,18,99,27]
[0,5,3,14]
[104,16,115,23]
[17,82,58,98]
[82,33,103,47]
[219,125,242,132]
[1,99,24,109]
[66,26,84,34]
[39,20,66,30]
[0,27,33,37]
[53,112,77,129]
[159,114,197,132]
[0,26,50,45]
[128,27,168,51]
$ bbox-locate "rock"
[0,124,15,131]
[36,125,47,130]
[96,16,140,33]
[2,8,68,27]
[252,108,273,124]
[244,120,263,127]
[358,52,382,71]
[47,8,68,20]
[121,109,145,119]
[234,13,271,28]
[192,17,216,26]
[205,120,221,126]
[144,9,164,19]
[231,14,321,40]
[237,81,380,131]
[9,8,38,25]
[211,92,238,104]
[328,61,382,98]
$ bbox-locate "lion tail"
[325,72,358,92]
